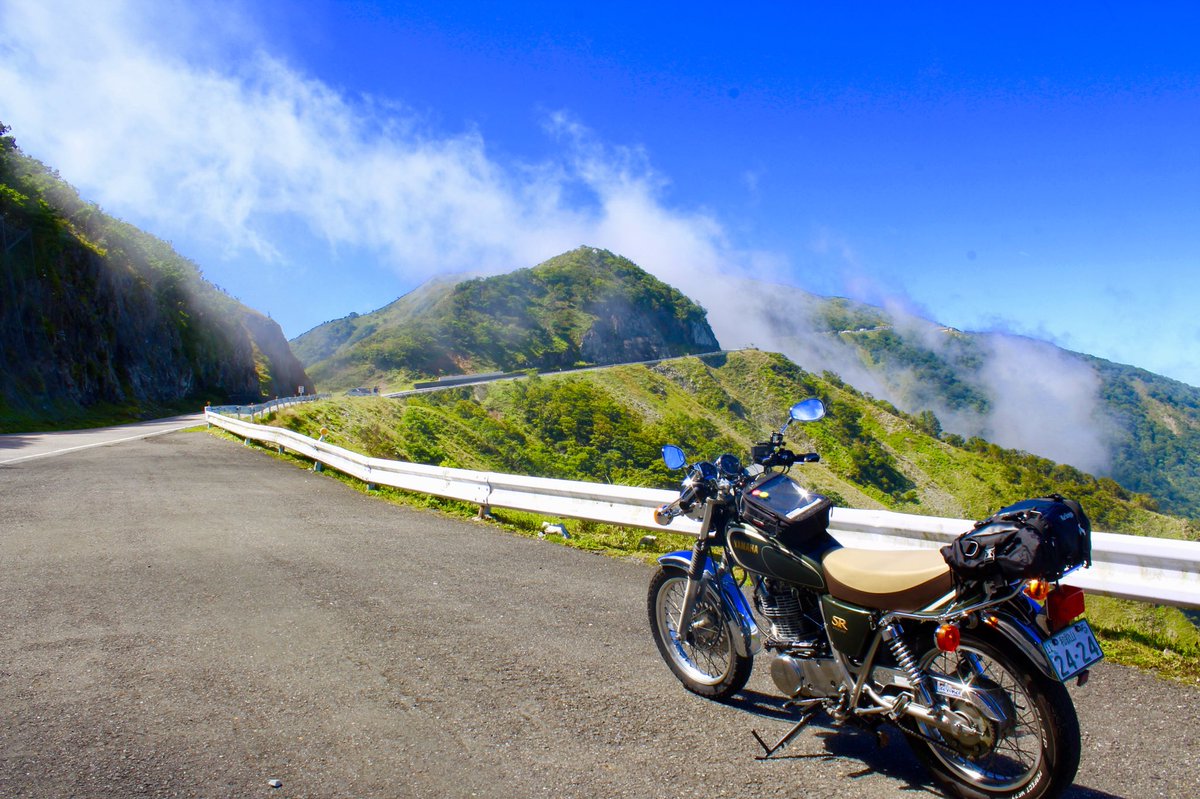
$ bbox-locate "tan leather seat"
[822,548,953,611]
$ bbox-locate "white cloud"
[0,0,755,287]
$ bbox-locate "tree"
[915,409,943,438]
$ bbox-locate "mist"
[689,280,1114,475]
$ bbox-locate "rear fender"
[978,597,1057,681]
[657,551,762,658]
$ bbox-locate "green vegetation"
[245,349,1198,683]
[270,350,1192,532]
[1086,596,1200,685]
[291,247,719,392]
[1092,357,1200,518]
[0,121,310,432]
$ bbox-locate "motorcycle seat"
[822,548,953,611]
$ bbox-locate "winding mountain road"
[2,429,1197,798]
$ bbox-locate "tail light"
[1047,585,1085,632]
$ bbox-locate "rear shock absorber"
[884,624,933,705]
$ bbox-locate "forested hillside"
[291,247,719,391]
[0,122,312,431]
[727,282,1200,519]
[266,350,1193,539]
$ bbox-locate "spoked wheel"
[647,566,752,699]
[904,631,1081,799]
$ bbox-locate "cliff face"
[579,297,719,364]
[0,123,311,430]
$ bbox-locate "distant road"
[0,413,204,465]
[2,430,1199,797]
[383,349,736,398]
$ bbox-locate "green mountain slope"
[265,349,1193,539]
[0,122,312,431]
[728,281,1200,518]
[291,247,720,391]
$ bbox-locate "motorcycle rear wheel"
[647,566,752,699]
[904,630,1081,799]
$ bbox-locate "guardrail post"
[314,427,328,472]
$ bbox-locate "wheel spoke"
[655,577,732,684]
[917,641,1047,791]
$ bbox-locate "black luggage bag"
[941,494,1092,583]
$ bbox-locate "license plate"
[1041,620,1104,681]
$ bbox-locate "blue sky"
[2,0,1198,386]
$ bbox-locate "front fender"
[657,551,762,658]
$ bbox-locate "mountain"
[0,122,312,432]
[292,247,720,390]
[294,248,1200,517]
[714,281,1200,518]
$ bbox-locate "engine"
[755,579,823,645]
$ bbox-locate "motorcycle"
[648,398,1102,799]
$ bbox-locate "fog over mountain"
[690,278,1198,516]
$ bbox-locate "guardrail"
[208,394,331,421]
[205,409,1200,609]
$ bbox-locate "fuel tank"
[726,523,842,590]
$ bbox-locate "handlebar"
[757,448,820,467]
[654,478,704,525]
[654,447,820,526]
[653,503,677,526]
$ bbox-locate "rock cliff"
[0,123,311,430]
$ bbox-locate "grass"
[1086,595,1200,686]
[209,425,1200,688]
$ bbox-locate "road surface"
[1,430,1197,798]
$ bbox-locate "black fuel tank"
[726,523,841,590]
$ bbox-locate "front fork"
[657,499,761,659]
[676,499,718,640]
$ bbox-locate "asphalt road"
[0,414,204,465]
[2,430,1198,798]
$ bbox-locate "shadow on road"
[718,690,936,792]
[720,690,1131,799]
[0,433,38,451]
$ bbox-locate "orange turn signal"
[935,624,961,652]
[1024,578,1052,602]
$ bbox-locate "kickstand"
[752,709,817,760]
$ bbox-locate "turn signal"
[1024,578,1052,602]
[935,624,961,652]
[1047,585,1086,632]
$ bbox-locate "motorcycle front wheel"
[905,630,1081,799]
[647,566,752,699]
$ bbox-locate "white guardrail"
[205,407,1200,609]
